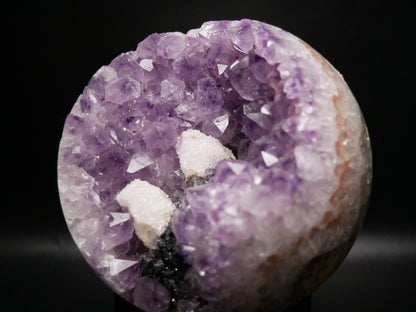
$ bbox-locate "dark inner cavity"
[139,228,207,310]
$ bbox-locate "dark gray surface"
[2,229,415,311]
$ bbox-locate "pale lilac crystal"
[160,78,185,104]
[58,19,371,311]
[105,77,141,104]
[196,77,224,113]
[156,33,186,59]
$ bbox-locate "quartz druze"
[58,19,372,311]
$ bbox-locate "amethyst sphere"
[58,19,372,311]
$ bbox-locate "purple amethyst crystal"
[134,277,171,312]
[58,19,372,311]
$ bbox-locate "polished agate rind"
[58,19,372,312]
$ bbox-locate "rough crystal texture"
[116,179,176,249]
[176,129,235,179]
[58,19,372,312]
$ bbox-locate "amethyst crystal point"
[58,19,372,311]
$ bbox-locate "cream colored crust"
[232,43,373,310]
[282,41,373,308]
[299,40,372,230]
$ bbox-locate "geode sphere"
[58,19,372,312]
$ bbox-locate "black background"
[4,0,415,311]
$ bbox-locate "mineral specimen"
[58,19,372,311]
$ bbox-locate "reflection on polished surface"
[2,230,415,312]
[115,294,311,312]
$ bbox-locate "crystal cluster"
[58,19,372,311]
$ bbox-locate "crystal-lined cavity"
[58,19,371,312]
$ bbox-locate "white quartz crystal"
[127,153,153,173]
[217,64,228,75]
[110,258,139,276]
[116,179,176,248]
[139,59,154,72]
[227,162,246,175]
[213,114,229,133]
[109,212,131,227]
[176,129,235,179]
[261,150,279,167]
